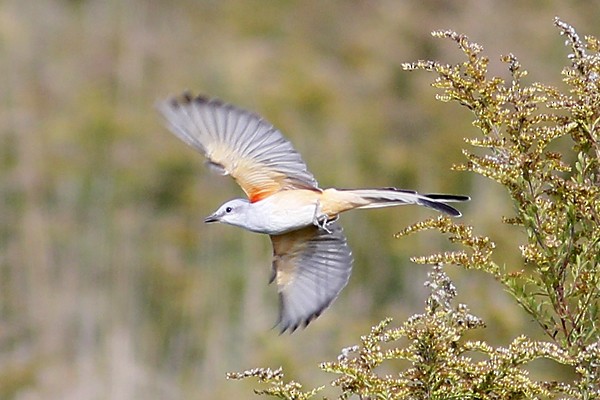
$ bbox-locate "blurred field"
[1,1,598,398]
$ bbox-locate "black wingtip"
[276,316,317,335]
[275,297,332,334]
[274,298,310,335]
[275,319,302,335]
[182,90,194,103]
[164,91,212,108]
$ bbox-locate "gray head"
[204,198,251,228]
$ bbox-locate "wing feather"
[158,94,319,202]
[270,223,353,333]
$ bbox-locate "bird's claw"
[316,215,332,233]
[315,214,338,234]
[313,200,338,233]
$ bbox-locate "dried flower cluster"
[321,266,571,399]
[230,266,580,399]
[229,19,599,399]
[402,15,599,352]
[227,367,324,399]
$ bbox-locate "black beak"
[204,214,219,223]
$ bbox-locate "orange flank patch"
[249,189,273,203]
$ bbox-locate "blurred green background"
[1,1,598,398]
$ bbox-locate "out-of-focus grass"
[0,1,598,398]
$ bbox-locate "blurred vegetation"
[1,1,599,399]
[230,18,600,399]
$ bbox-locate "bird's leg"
[312,201,328,231]
[312,201,336,233]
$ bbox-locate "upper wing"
[270,223,353,333]
[157,93,319,202]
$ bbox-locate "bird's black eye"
[225,207,233,213]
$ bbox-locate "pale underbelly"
[247,193,321,235]
[253,205,317,235]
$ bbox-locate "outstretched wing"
[157,93,319,202]
[270,223,353,333]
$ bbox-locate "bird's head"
[204,198,251,228]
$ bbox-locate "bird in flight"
[158,93,469,332]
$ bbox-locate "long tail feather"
[340,188,469,217]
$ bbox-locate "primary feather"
[158,94,319,202]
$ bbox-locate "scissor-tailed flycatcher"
[158,93,469,332]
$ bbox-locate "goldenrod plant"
[229,18,600,399]
[402,18,600,355]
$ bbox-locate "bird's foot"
[314,214,338,234]
[313,200,338,233]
